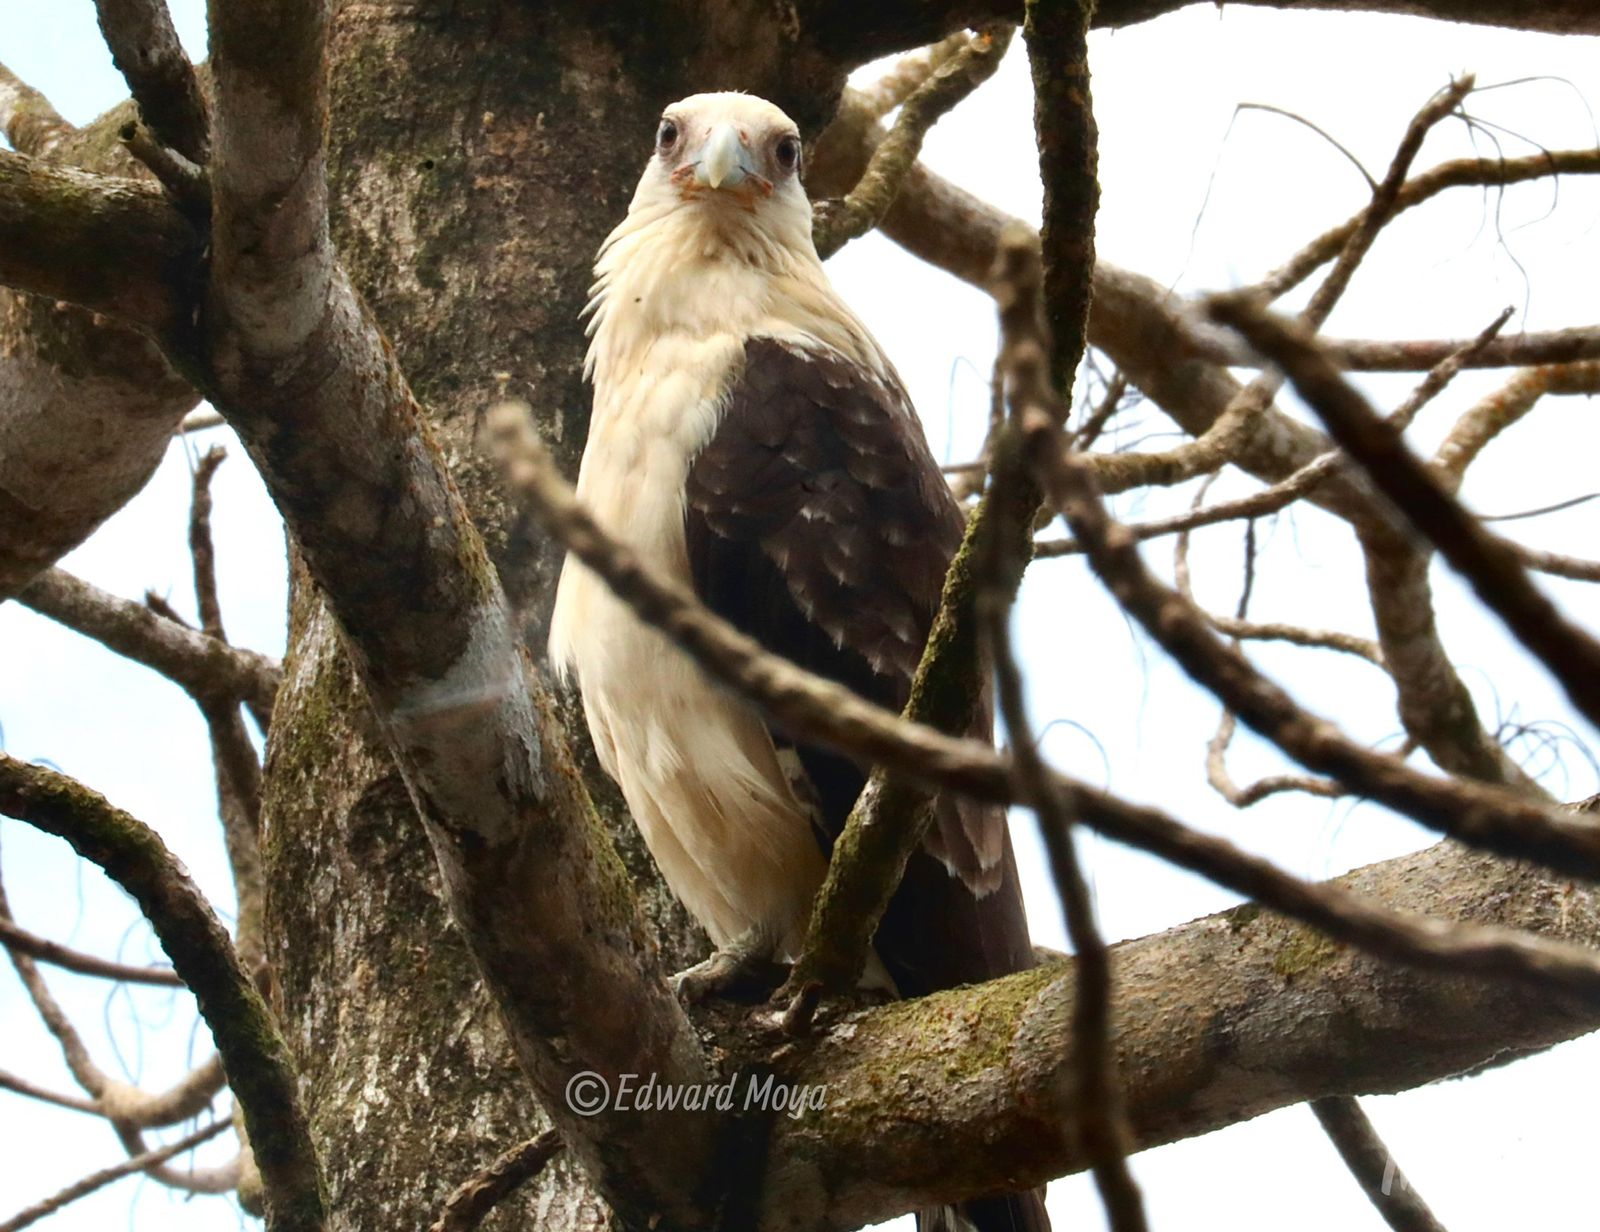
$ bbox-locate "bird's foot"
[672,933,788,1004]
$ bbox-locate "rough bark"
[762,839,1600,1231]
[0,109,198,601]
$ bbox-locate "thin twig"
[185,447,265,968]
[119,119,210,221]
[0,917,181,987]
[0,1068,100,1116]
[1211,297,1600,742]
[0,756,326,1232]
[16,568,280,724]
[0,1118,229,1232]
[1252,146,1600,302]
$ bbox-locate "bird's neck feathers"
[583,194,892,394]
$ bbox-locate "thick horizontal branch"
[0,149,197,334]
[763,837,1600,1231]
[17,568,281,719]
[0,756,325,1232]
[801,0,1600,67]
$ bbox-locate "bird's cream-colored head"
[583,92,888,390]
[631,92,809,233]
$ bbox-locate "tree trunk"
[262,6,718,1226]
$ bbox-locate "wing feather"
[685,336,1034,995]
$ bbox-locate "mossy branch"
[0,755,328,1232]
[812,25,1011,261]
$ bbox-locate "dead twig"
[428,1131,564,1232]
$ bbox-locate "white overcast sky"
[3,4,1599,1230]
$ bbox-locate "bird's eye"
[774,134,801,173]
[657,119,680,152]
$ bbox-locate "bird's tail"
[919,1188,1050,1232]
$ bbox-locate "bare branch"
[0,917,181,986]
[94,0,210,164]
[1255,147,1600,302]
[183,448,265,967]
[0,755,326,1232]
[0,63,73,157]
[1518,545,1600,585]
[119,119,210,221]
[1434,362,1600,487]
[1213,297,1600,742]
[17,567,281,721]
[0,1118,230,1232]
[0,149,197,334]
[1311,1097,1451,1232]
[855,32,972,118]
[1208,710,1347,806]
[0,1068,100,1116]
[1015,4,1145,1220]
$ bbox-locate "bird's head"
[630,92,808,231]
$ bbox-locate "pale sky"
[3,4,1599,1230]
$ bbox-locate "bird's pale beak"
[694,123,751,190]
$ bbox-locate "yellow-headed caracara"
[550,93,1047,1232]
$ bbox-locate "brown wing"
[685,335,1035,997]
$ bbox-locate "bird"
[549,92,1048,1232]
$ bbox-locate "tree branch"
[762,836,1596,1232]
[0,917,182,986]
[1212,297,1600,742]
[429,1131,565,1232]
[16,567,281,721]
[814,26,1010,260]
[0,149,197,336]
[0,62,73,157]
[0,756,325,1232]
[1311,1097,1451,1232]
[94,0,210,165]
[0,1118,230,1232]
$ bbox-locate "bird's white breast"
[549,311,829,956]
